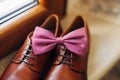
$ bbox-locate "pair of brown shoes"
[0,14,89,80]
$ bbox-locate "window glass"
[0,0,38,24]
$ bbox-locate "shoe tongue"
[53,45,71,65]
[63,51,71,61]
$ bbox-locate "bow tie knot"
[56,37,64,44]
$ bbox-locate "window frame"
[0,0,38,24]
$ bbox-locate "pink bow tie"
[32,27,88,56]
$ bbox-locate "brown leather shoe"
[45,15,89,80]
[0,14,62,80]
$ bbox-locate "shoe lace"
[18,43,35,65]
[57,46,75,66]
[57,46,86,75]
